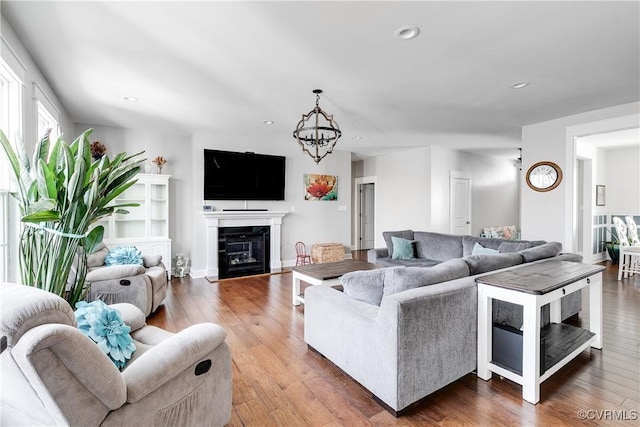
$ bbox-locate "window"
[0,58,23,282]
[34,82,60,143]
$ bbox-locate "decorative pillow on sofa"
[382,230,414,256]
[472,242,499,255]
[340,268,386,306]
[75,300,136,370]
[391,236,416,260]
[105,246,143,266]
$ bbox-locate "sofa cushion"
[391,236,416,260]
[463,252,524,275]
[340,268,386,306]
[414,232,463,261]
[498,241,531,253]
[519,241,562,263]
[382,259,470,297]
[472,242,499,255]
[383,230,414,256]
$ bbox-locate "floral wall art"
[304,174,338,201]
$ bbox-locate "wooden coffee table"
[291,260,378,306]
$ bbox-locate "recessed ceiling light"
[395,26,420,40]
[352,136,362,140]
[263,120,274,125]
[123,96,139,102]
[511,81,530,89]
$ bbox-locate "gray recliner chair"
[0,282,232,426]
[84,243,167,316]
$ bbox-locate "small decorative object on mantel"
[90,141,107,160]
[304,174,338,200]
[152,156,167,174]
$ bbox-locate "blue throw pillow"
[105,246,143,266]
[472,242,499,255]
[75,300,136,370]
[391,236,416,260]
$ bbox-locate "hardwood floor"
[147,255,640,426]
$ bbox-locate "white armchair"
[84,243,167,316]
[0,282,232,426]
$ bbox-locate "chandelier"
[292,89,342,164]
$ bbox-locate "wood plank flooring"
[147,255,640,426]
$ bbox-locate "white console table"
[476,260,604,404]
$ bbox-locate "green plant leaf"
[22,210,60,223]
[84,226,104,254]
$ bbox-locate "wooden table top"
[291,260,379,280]
[475,260,605,295]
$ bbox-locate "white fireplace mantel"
[201,211,288,279]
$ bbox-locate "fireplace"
[199,210,287,280]
[218,226,270,279]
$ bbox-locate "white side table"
[476,260,604,404]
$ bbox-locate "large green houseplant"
[0,128,144,305]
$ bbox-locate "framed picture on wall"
[596,185,606,206]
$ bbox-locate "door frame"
[354,176,376,250]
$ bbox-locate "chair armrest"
[108,303,146,332]
[86,265,146,281]
[367,248,389,263]
[122,323,227,403]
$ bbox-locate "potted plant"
[0,128,144,306]
[604,228,620,264]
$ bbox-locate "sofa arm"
[123,323,227,403]
[367,248,389,263]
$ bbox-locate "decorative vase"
[156,165,162,174]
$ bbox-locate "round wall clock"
[526,161,563,192]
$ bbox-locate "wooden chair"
[613,217,640,280]
[295,242,312,266]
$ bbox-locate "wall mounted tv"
[204,149,286,201]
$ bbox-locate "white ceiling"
[3,1,639,160]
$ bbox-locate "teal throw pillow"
[391,236,416,260]
[472,242,499,255]
[75,300,136,370]
[105,246,143,266]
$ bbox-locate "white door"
[360,183,375,249]
[450,174,472,235]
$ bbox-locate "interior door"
[360,183,375,249]
[450,176,472,235]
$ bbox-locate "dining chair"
[295,241,312,266]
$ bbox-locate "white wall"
[606,146,640,213]
[74,124,193,262]
[521,102,640,251]
[363,145,520,247]
[189,131,352,275]
[368,147,431,247]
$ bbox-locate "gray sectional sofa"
[304,230,582,415]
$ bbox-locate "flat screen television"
[204,149,286,200]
